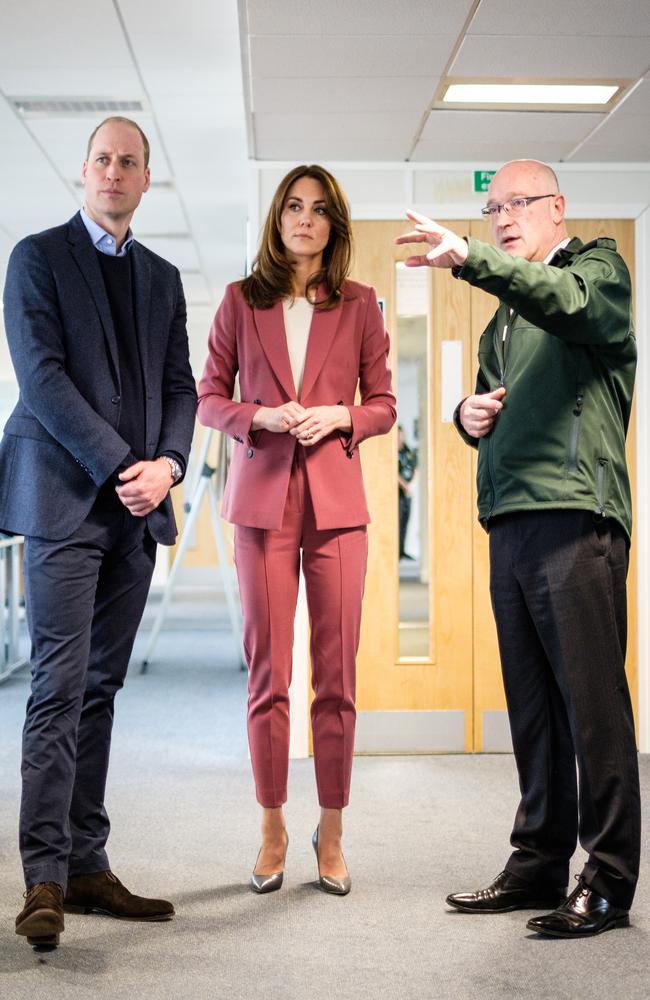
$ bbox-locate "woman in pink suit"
[198,165,395,895]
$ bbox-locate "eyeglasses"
[481,194,556,218]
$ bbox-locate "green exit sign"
[474,170,496,193]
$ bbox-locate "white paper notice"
[441,340,463,423]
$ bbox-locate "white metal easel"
[140,429,245,672]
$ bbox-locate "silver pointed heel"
[250,832,288,894]
[312,826,351,896]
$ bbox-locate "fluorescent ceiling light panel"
[443,83,618,105]
[11,97,145,116]
[72,179,175,190]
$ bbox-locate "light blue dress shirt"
[80,207,133,257]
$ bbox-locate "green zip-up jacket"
[454,235,636,538]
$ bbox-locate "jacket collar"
[300,288,342,403]
[550,236,585,267]
[66,212,152,384]
[252,285,343,402]
[252,300,297,399]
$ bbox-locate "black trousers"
[489,510,641,909]
[19,490,156,890]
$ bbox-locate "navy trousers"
[489,510,641,910]
[19,490,156,890]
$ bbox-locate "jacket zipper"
[486,307,515,515]
[567,391,584,471]
[492,305,513,387]
[596,460,607,515]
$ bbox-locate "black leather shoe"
[526,876,630,938]
[446,870,567,913]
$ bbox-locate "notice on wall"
[474,170,496,193]
[441,340,463,423]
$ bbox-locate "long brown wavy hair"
[240,165,353,311]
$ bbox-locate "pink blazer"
[197,279,396,531]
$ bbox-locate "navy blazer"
[0,212,197,544]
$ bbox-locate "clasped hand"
[116,458,173,516]
[459,387,506,438]
[252,402,351,446]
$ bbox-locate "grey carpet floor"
[1,606,649,1000]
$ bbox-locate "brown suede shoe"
[64,870,175,921]
[15,882,65,948]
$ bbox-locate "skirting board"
[482,710,514,753]
[355,710,464,753]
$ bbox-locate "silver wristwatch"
[159,455,182,483]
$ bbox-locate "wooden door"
[350,221,475,753]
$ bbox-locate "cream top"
[283,296,314,395]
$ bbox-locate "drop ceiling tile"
[152,94,246,136]
[143,65,243,98]
[251,76,438,114]
[2,190,81,239]
[250,34,457,79]
[575,118,650,161]
[453,34,650,78]
[411,139,575,162]
[615,78,650,117]
[254,111,420,160]
[131,189,188,235]
[256,133,412,160]
[589,112,650,144]
[257,136,410,163]
[470,0,650,37]
[141,236,200,271]
[247,0,473,36]
[122,28,240,69]
[120,0,239,37]
[186,206,248,244]
[574,143,650,162]
[0,102,79,236]
[419,109,603,144]
[0,67,144,98]
[0,0,131,68]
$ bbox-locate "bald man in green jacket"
[397,159,640,939]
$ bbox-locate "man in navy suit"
[1,117,197,949]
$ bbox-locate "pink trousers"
[234,451,368,809]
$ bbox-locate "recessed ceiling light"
[72,179,175,191]
[434,79,631,112]
[11,97,146,116]
[443,83,619,105]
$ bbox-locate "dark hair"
[240,164,353,311]
[86,117,150,168]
